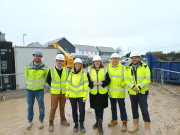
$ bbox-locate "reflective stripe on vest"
[26,65,47,87]
[51,67,68,88]
[107,65,124,79]
[89,67,106,81]
[109,88,125,91]
[70,72,84,88]
[51,86,66,89]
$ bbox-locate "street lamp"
[23,34,27,46]
[128,47,131,57]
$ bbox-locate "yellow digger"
[52,43,73,68]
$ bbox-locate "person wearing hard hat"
[24,49,49,130]
[107,53,128,132]
[46,54,70,132]
[125,51,151,135]
[66,58,89,133]
[87,55,111,135]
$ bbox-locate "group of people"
[25,49,151,135]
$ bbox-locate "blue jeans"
[110,98,127,121]
[26,89,45,120]
[129,93,150,122]
[69,98,85,124]
[95,109,104,119]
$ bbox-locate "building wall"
[71,49,99,58]
[99,52,114,56]
[14,47,58,89]
[57,38,75,53]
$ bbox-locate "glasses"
[34,55,42,58]
[56,60,64,63]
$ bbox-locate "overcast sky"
[1,0,180,56]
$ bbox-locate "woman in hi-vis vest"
[66,58,89,133]
[87,55,111,135]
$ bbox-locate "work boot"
[98,119,103,135]
[73,123,78,132]
[48,121,54,132]
[93,116,98,129]
[108,119,118,127]
[61,118,70,126]
[26,120,33,130]
[145,122,151,135]
[80,123,86,133]
[128,119,139,133]
[38,119,44,129]
[121,121,127,132]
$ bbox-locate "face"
[56,59,64,67]
[75,62,82,70]
[33,54,42,63]
[131,56,140,65]
[111,58,119,66]
[94,61,101,68]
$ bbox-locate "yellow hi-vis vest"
[108,62,126,98]
[50,67,68,94]
[65,69,89,100]
[125,61,151,95]
[88,67,108,95]
[25,61,49,91]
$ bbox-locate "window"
[82,51,84,54]
[87,51,88,54]
[91,52,93,54]
[95,52,97,54]
[65,48,68,52]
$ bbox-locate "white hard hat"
[93,55,102,61]
[130,51,140,57]
[111,53,120,58]
[55,54,65,60]
[74,58,82,64]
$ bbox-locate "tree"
[116,47,124,56]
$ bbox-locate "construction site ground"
[0,63,180,135]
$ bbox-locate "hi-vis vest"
[88,67,108,95]
[108,62,126,98]
[125,61,151,95]
[25,61,49,91]
[50,67,68,94]
[66,69,89,100]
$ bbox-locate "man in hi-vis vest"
[46,54,70,132]
[25,49,49,130]
[125,51,151,135]
[107,53,128,132]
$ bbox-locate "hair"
[92,61,104,69]
[73,63,83,72]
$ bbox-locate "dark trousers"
[110,98,127,121]
[129,93,150,122]
[69,98,85,124]
[95,109,104,119]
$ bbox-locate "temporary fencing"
[153,68,180,95]
[0,73,50,101]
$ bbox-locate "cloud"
[0,0,180,55]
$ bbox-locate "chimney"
[0,32,6,41]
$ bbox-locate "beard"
[132,60,139,65]
[34,58,41,63]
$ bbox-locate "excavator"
[52,42,74,68]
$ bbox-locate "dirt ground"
[0,83,180,135]
[0,63,180,135]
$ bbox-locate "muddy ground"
[0,63,180,135]
[0,83,180,135]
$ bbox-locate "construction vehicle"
[52,43,74,68]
